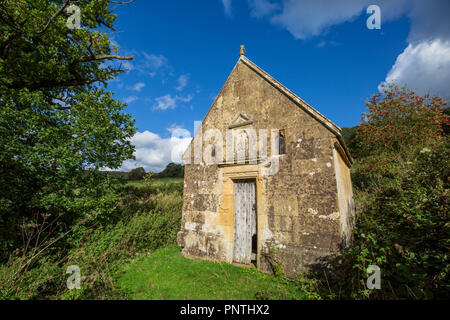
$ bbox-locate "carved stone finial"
[240,45,246,56]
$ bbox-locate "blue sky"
[106,0,450,172]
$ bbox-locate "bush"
[0,182,183,300]
[316,85,449,299]
[128,167,146,181]
[346,143,449,299]
[154,163,184,178]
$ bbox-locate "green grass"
[126,178,183,188]
[116,246,320,300]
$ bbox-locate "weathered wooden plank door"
[233,180,257,264]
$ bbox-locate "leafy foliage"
[0,1,136,262]
[0,181,183,299]
[154,162,184,178]
[128,167,146,181]
[317,85,449,299]
[341,126,358,156]
[353,84,448,187]
[0,1,448,300]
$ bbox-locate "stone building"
[177,47,355,275]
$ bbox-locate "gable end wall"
[178,60,352,274]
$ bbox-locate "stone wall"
[333,147,356,247]
[177,58,353,275]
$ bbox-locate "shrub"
[323,85,449,299]
[154,163,184,178]
[353,84,448,188]
[128,167,146,181]
[0,182,183,300]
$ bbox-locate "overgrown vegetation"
[0,180,183,299]
[0,0,448,301]
[154,162,184,179]
[0,179,320,300]
[314,85,449,300]
[0,0,136,265]
[103,162,185,182]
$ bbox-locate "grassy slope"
[0,177,321,299]
[116,246,320,300]
[126,178,183,188]
[116,178,319,300]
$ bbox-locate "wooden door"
[233,180,257,264]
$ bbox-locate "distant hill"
[103,162,185,181]
[154,162,184,179]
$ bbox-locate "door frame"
[232,178,258,265]
[220,165,263,268]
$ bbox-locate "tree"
[354,84,448,182]
[143,170,154,185]
[155,162,184,178]
[0,0,136,261]
[341,84,449,299]
[341,126,359,157]
[129,167,146,181]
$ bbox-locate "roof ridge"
[239,56,342,135]
[239,56,352,164]
[183,55,353,164]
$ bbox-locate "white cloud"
[221,0,232,17]
[129,52,171,78]
[129,82,145,92]
[380,39,450,99]
[154,95,176,110]
[179,95,194,103]
[406,0,450,43]
[124,96,138,104]
[121,61,135,71]
[112,50,170,78]
[269,0,370,40]
[119,129,192,172]
[248,0,279,18]
[316,41,326,48]
[248,0,450,41]
[316,40,340,48]
[167,125,191,136]
[153,94,194,111]
[142,52,168,70]
[176,74,190,91]
[245,0,450,99]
